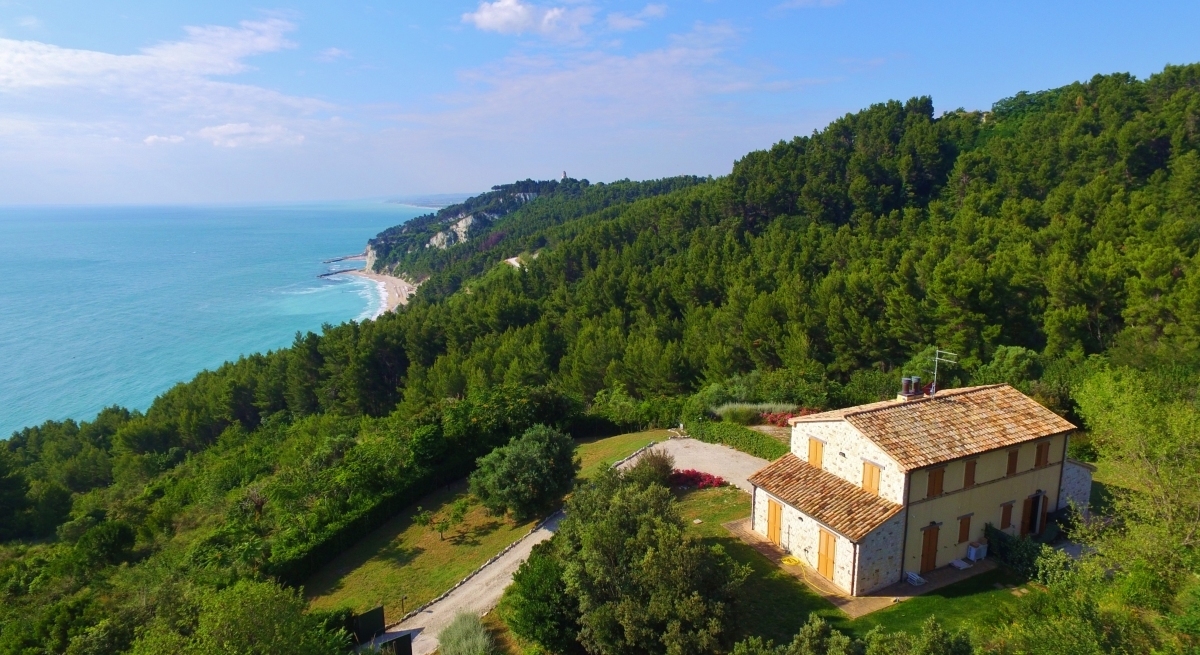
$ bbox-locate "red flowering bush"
[760,408,819,427]
[669,469,727,489]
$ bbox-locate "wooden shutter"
[927,467,945,498]
[1035,442,1050,468]
[1006,449,1019,476]
[958,516,971,543]
[964,460,976,488]
[1039,494,1049,534]
[1001,502,1013,529]
[808,438,824,469]
[1020,497,1034,536]
[862,462,881,496]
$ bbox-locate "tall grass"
[712,402,797,425]
[439,612,495,655]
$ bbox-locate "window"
[1001,502,1014,529]
[1006,449,1020,476]
[964,459,977,489]
[927,467,945,498]
[808,438,824,469]
[1035,442,1050,468]
[862,462,881,496]
[958,515,972,544]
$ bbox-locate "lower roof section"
[748,453,903,542]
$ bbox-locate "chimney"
[897,376,913,401]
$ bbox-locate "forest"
[2,62,1200,653]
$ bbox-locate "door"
[818,529,836,580]
[920,525,939,574]
[1020,497,1034,536]
[767,499,782,545]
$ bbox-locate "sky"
[0,1,1198,204]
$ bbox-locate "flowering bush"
[669,469,726,489]
[760,408,819,427]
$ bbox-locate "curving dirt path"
[372,438,768,654]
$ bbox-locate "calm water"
[0,203,423,437]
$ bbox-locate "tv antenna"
[930,349,958,396]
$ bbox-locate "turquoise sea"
[0,203,424,437]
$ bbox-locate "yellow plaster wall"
[902,433,1067,573]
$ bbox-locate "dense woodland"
[3,63,1200,653]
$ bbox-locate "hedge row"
[685,419,789,460]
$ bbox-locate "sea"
[0,202,426,438]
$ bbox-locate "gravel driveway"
[372,438,769,654]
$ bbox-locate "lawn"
[576,429,670,479]
[304,430,668,618]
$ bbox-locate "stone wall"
[791,421,905,504]
[1058,458,1094,516]
[753,486,856,594]
[855,510,907,594]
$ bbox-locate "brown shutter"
[964,460,976,488]
[1036,442,1050,468]
[1001,502,1013,529]
[958,516,971,543]
[1020,497,1034,536]
[920,525,939,574]
[1007,450,1019,476]
[1039,495,1049,534]
[927,467,944,498]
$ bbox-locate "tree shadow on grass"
[697,534,846,644]
[379,543,424,568]
[449,519,503,547]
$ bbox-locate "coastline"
[345,269,419,316]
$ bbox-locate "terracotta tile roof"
[839,385,1076,470]
[748,454,903,542]
[788,398,902,424]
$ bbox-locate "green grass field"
[304,430,667,617]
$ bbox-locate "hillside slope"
[2,63,1200,654]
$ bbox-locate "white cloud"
[144,134,184,145]
[0,18,296,90]
[196,123,304,148]
[316,47,350,62]
[607,4,667,31]
[18,16,42,30]
[462,0,594,40]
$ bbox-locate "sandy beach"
[345,270,419,315]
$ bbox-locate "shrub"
[623,448,675,488]
[508,542,583,654]
[439,612,494,655]
[686,420,789,460]
[668,469,726,489]
[470,425,580,521]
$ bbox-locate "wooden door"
[817,529,836,580]
[920,525,939,574]
[1020,497,1034,536]
[767,499,782,545]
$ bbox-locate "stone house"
[746,384,1093,596]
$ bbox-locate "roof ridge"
[841,384,1008,419]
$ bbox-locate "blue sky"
[0,1,1197,204]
